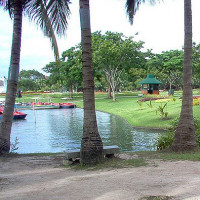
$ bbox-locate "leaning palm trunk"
[172,0,196,151]
[79,0,103,165]
[0,0,22,154]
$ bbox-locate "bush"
[156,131,174,151]
[156,118,200,150]
[193,98,200,106]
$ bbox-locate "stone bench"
[65,145,120,162]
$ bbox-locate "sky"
[1,0,200,78]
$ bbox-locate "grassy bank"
[75,95,200,129]
[2,90,200,129]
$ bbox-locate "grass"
[3,149,200,172]
[64,157,148,170]
[134,149,200,161]
[0,152,64,158]
[5,150,200,162]
[7,90,200,129]
[62,149,200,171]
[75,95,187,129]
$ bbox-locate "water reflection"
[11,108,162,153]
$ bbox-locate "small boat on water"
[60,103,76,109]
[0,109,27,120]
[14,102,76,110]
[12,111,27,119]
[15,102,60,110]
[31,103,60,110]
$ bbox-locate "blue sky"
[1,0,200,78]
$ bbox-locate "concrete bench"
[65,145,120,162]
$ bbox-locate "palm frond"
[0,0,8,6]
[125,0,158,25]
[25,0,70,36]
[0,0,13,17]
[125,0,141,25]
[46,0,71,36]
[24,0,71,60]
[1,0,29,18]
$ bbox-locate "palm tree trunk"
[0,0,23,154]
[172,0,196,151]
[79,0,103,165]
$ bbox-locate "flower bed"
[138,97,165,102]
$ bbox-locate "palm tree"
[79,0,103,165]
[125,0,196,151]
[172,0,196,151]
[0,0,70,154]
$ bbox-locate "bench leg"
[105,154,114,158]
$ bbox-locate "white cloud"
[1,0,200,78]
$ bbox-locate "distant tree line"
[18,32,200,94]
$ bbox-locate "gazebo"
[138,74,162,95]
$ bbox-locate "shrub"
[156,103,168,119]
[156,131,174,151]
[156,118,200,150]
[137,100,143,110]
[193,98,200,106]
[10,137,19,153]
[146,99,153,111]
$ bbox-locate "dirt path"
[0,155,200,200]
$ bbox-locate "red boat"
[0,109,27,120]
[13,111,27,119]
[60,103,76,109]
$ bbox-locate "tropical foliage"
[156,118,200,151]
[0,0,70,154]
[43,31,200,97]
[18,69,46,91]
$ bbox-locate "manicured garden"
[75,91,200,129]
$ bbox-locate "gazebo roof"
[138,74,162,85]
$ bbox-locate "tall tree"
[192,43,200,88]
[0,0,70,154]
[93,31,145,101]
[0,0,23,154]
[18,69,45,91]
[125,0,196,151]
[172,0,196,151]
[146,50,183,90]
[79,0,103,165]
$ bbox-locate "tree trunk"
[169,81,172,91]
[112,90,116,101]
[107,84,112,99]
[69,85,73,98]
[0,0,23,154]
[79,0,103,165]
[172,0,196,151]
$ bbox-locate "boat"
[31,102,60,110]
[0,109,27,120]
[60,103,76,109]
[13,111,27,119]
[13,102,76,110]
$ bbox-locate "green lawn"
[75,93,200,129]
[2,90,200,129]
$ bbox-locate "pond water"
[11,108,163,154]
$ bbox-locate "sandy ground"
[1,154,200,200]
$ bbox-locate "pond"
[11,108,163,154]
